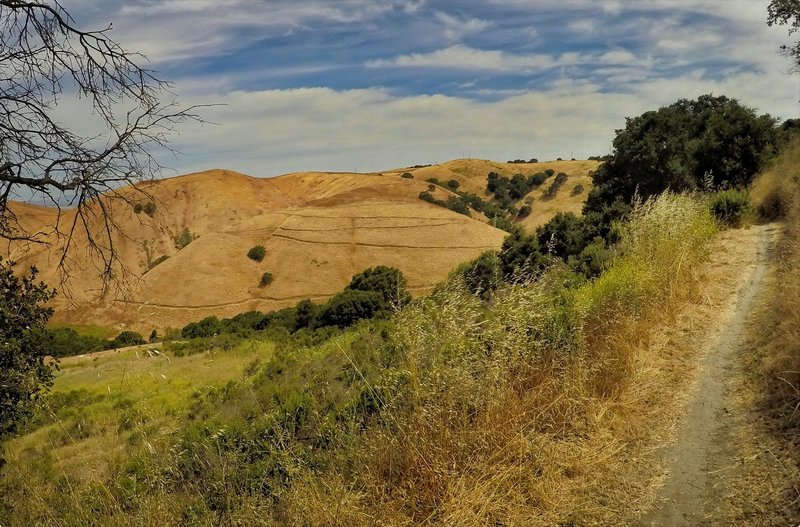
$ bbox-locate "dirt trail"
[640,223,780,526]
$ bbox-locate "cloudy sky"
[68,0,799,177]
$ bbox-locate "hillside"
[387,158,598,229]
[4,160,595,332]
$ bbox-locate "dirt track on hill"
[639,223,780,526]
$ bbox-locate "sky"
[66,0,800,178]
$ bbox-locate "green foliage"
[587,95,778,215]
[318,290,384,328]
[571,184,585,196]
[498,229,548,280]
[709,189,752,227]
[401,172,414,179]
[459,251,502,298]
[517,204,532,218]
[149,329,158,343]
[173,227,195,250]
[347,266,411,310]
[0,259,56,438]
[446,179,460,190]
[529,172,548,186]
[418,190,435,203]
[544,169,555,177]
[536,212,588,260]
[133,203,143,214]
[260,272,274,287]
[427,183,436,192]
[108,331,145,349]
[247,245,267,262]
[182,316,222,339]
[36,327,105,358]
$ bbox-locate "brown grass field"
[4,160,594,332]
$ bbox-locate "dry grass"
[268,193,723,526]
[710,139,800,524]
[6,167,508,332]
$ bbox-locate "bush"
[427,184,436,192]
[401,172,414,179]
[446,179,460,190]
[37,327,105,358]
[418,191,435,203]
[108,331,145,349]
[142,201,156,217]
[545,169,555,177]
[317,289,384,328]
[247,245,267,262]
[133,203,143,214]
[709,189,751,227]
[173,227,194,250]
[529,172,548,186]
[587,95,779,216]
[571,184,585,196]
[148,254,169,269]
[459,251,502,298]
[517,204,532,218]
[347,266,411,310]
[182,316,222,339]
[260,272,274,287]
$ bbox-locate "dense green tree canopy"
[0,259,55,439]
[586,95,778,213]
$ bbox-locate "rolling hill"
[4,159,596,332]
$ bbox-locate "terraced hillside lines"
[5,166,517,331]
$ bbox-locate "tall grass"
[751,138,800,439]
[1,194,719,526]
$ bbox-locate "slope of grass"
[0,192,722,526]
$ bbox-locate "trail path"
[640,223,780,526]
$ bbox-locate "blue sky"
[67,0,799,177]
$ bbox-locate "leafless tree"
[0,0,202,291]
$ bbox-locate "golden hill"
[5,160,595,332]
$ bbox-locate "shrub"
[545,169,555,177]
[260,272,274,287]
[427,184,436,192]
[709,189,751,227]
[182,316,222,339]
[347,266,411,310]
[517,204,532,218]
[142,201,156,217]
[148,254,169,269]
[571,184,585,196]
[317,290,384,328]
[247,245,267,262]
[173,227,194,250]
[108,331,145,349]
[459,251,502,298]
[418,191,435,203]
[529,172,548,186]
[446,179,460,190]
[401,172,414,179]
[133,203,143,214]
[149,329,158,343]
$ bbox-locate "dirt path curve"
[640,223,780,526]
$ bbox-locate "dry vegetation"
[712,139,800,523]
[1,193,731,525]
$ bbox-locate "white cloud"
[164,59,797,177]
[366,45,555,72]
[434,11,492,41]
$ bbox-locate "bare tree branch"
[0,0,205,293]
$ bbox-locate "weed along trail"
[640,223,779,526]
